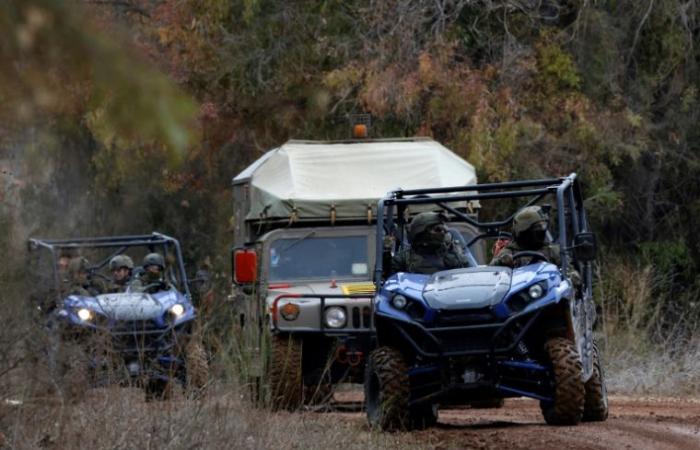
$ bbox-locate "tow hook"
[336,346,364,366]
[348,351,363,367]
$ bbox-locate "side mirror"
[572,232,597,262]
[232,248,258,284]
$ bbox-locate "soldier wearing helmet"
[131,252,172,293]
[56,249,77,292]
[490,206,560,267]
[391,211,469,275]
[67,257,104,296]
[107,254,134,293]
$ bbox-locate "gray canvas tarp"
[233,138,477,222]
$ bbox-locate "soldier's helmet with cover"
[68,256,89,275]
[512,206,549,249]
[143,253,165,270]
[408,212,447,242]
[109,254,134,272]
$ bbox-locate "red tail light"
[233,249,257,284]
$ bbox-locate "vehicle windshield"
[268,235,369,281]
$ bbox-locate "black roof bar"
[396,177,562,197]
[387,187,554,206]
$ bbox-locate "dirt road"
[332,395,700,449]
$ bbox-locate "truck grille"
[350,306,372,329]
[433,307,497,327]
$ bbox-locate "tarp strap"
[367,204,373,224]
[258,206,270,234]
[288,202,298,225]
[330,204,337,225]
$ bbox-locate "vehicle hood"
[78,291,180,320]
[422,267,512,310]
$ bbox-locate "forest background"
[1,0,700,415]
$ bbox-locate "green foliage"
[0,0,196,157]
[1,0,700,337]
[536,38,581,92]
[640,240,694,283]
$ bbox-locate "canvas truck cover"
[233,138,477,223]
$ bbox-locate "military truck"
[231,137,482,409]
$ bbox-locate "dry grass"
[595,255,700,396]
[1,381,430,450]
[0,296,425,450]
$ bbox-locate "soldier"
[131,252,172,293]
[392,211,469,275]
[67,257,104,296]
[56,249,77,291]
[107,254,134,293]
[490,205,561,267]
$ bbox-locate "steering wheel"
[90,271,111,282]
[512,251,550,265]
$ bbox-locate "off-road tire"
[470,398,505,409]
[583,343,609,421]
[145,379,174,401]
[410,403,439,429]
[268,334,303,411]
[51,340,90,401]
[541,337,585,426]
[365,347,410,431]
[185,335,209,398]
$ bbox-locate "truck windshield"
[268,236,369,281]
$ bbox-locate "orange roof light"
[353,123,368,139]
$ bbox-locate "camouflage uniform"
[130,252,172,293]
[392,212,469,275]
[491,240,562,267]
[490,206,580,284]
[107,254,134,293]
[67,257,104,296]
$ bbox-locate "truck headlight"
[324,306,347,329]
[391,294,408,309]
[77,308,93,322]
[169,303,185,318]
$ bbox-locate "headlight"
[391,294,408,309]
[169,304,185,318]
[528,283,545,299]
[324,306,347,329]
[77,308,93,322]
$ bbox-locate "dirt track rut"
[333,395,700,449]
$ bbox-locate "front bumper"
[376,306,546,358]
[59,320,194,380]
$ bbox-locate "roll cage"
[374,173,592,292]
[28,232,191,304]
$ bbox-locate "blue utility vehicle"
[365,174,607,429]
[28,233,207,399]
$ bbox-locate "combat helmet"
[109,254,134,271]
[408,212,447,241]
[512,206,548,238]
[143,252,165,270]
[68,256,89,274]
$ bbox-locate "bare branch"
[627,0,655,70]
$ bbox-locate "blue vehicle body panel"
[378,262,570,323]
[59,290,196,330]
[374,261,575,404]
